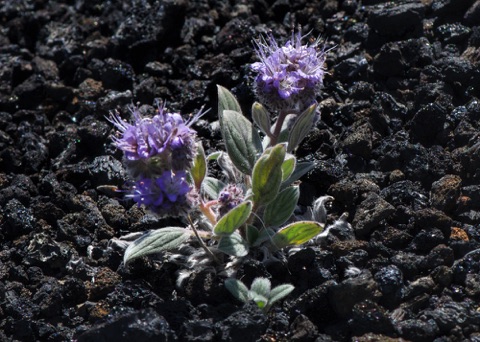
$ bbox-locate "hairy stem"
[269,110,288,147]
[199,201,217,226]
[188,215,221,265]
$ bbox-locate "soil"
[1,0,480,341]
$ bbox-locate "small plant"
[225,277,294,313]
[108,29,334,295]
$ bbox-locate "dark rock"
[396,318,440,342]
[352,193,395,238]
[180,319,215,341]
[76,308,177,342]
[290,314,318,341]
[368,2,425,39]
[215,302,267,342]
[430,174,462,214]
[437,24,471,44]
[464,1,480,26]
[410,103,447,146]
[1,198,35,238]
[349,300,394,335]
[374,265,404,308]
[287,281,336,326]
[328,271,380,318]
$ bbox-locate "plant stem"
[199,201,217,226]
[270,110,288,147]
[188,215,221,265]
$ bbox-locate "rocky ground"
[1,0,480,341]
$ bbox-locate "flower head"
[217,184,245,217]
[251,31,326,112]
[127,170,197,217]
[109,103,205,175]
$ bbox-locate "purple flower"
[127,170,195,217]
[251,31,326,112]
[109,103,205,173]
[217,184,244,217]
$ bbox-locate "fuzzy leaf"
[214,201,252,236]
[217,85,242,123]
[217,232,249,257]
[250,277,271,298]
[252,102,271,136]
[268,284,294,306]
[287,103,318,153]
[271,221,323,250]
[263,186,299,227]
[202,177,226,200]
[124,227,191,265]
[191,142,207,190]
[222,110,262,175]
[251,294,268,309]
[281,154,296,182]
[225,278,250,303]
[252,144,286,206]
[281,161,315,189]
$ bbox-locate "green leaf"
[253,228,275,247]
[251,294,268,309]
[281,161,315,189]
[270,221,324,250]
[250,277,271,297]
[217,85,242,123]
[124,227,191,265]
[252,144,286,206]
[222,110,263,175]
[225,278,250,303]
[252,102,271,136]
[263,186,299,227]
[281,154,296,182]
[213,201,252,236]
[217,232,249,257]
[207,151,222,161]
[267,284,294,306]
[190,142,207,190]
[287,103,318,153]
[246,224,259,245]
[202,177,226,200]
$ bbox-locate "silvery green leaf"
[225,278,249,303]
[270,221,323,251]
[217,85,242,127]
[213,201,252,236]
[281,154,296,182]
[281,161,315,189]
[202,177,226,200]
[124,227,191,265]
[252,102,271,136]
[251,293,268,309]
[250,277,271,298]
[287,103,318,153]
[191,142,207,190]
[267,284,294,306]
[217,152,242,183]
[222,110,263,175]
[263,186,299,227]
[262,114,295,149]
[217,232,249,257]
[252,144,286,206]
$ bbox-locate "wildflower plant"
[110,31,332,302]
[225,277,294,313]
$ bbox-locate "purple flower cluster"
[251,31,326,111]
[109,103,203,172]
[217,184,245,217]
[127,170,194,217]
[110,103,204,217]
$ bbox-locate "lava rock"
[352,193,395,238]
